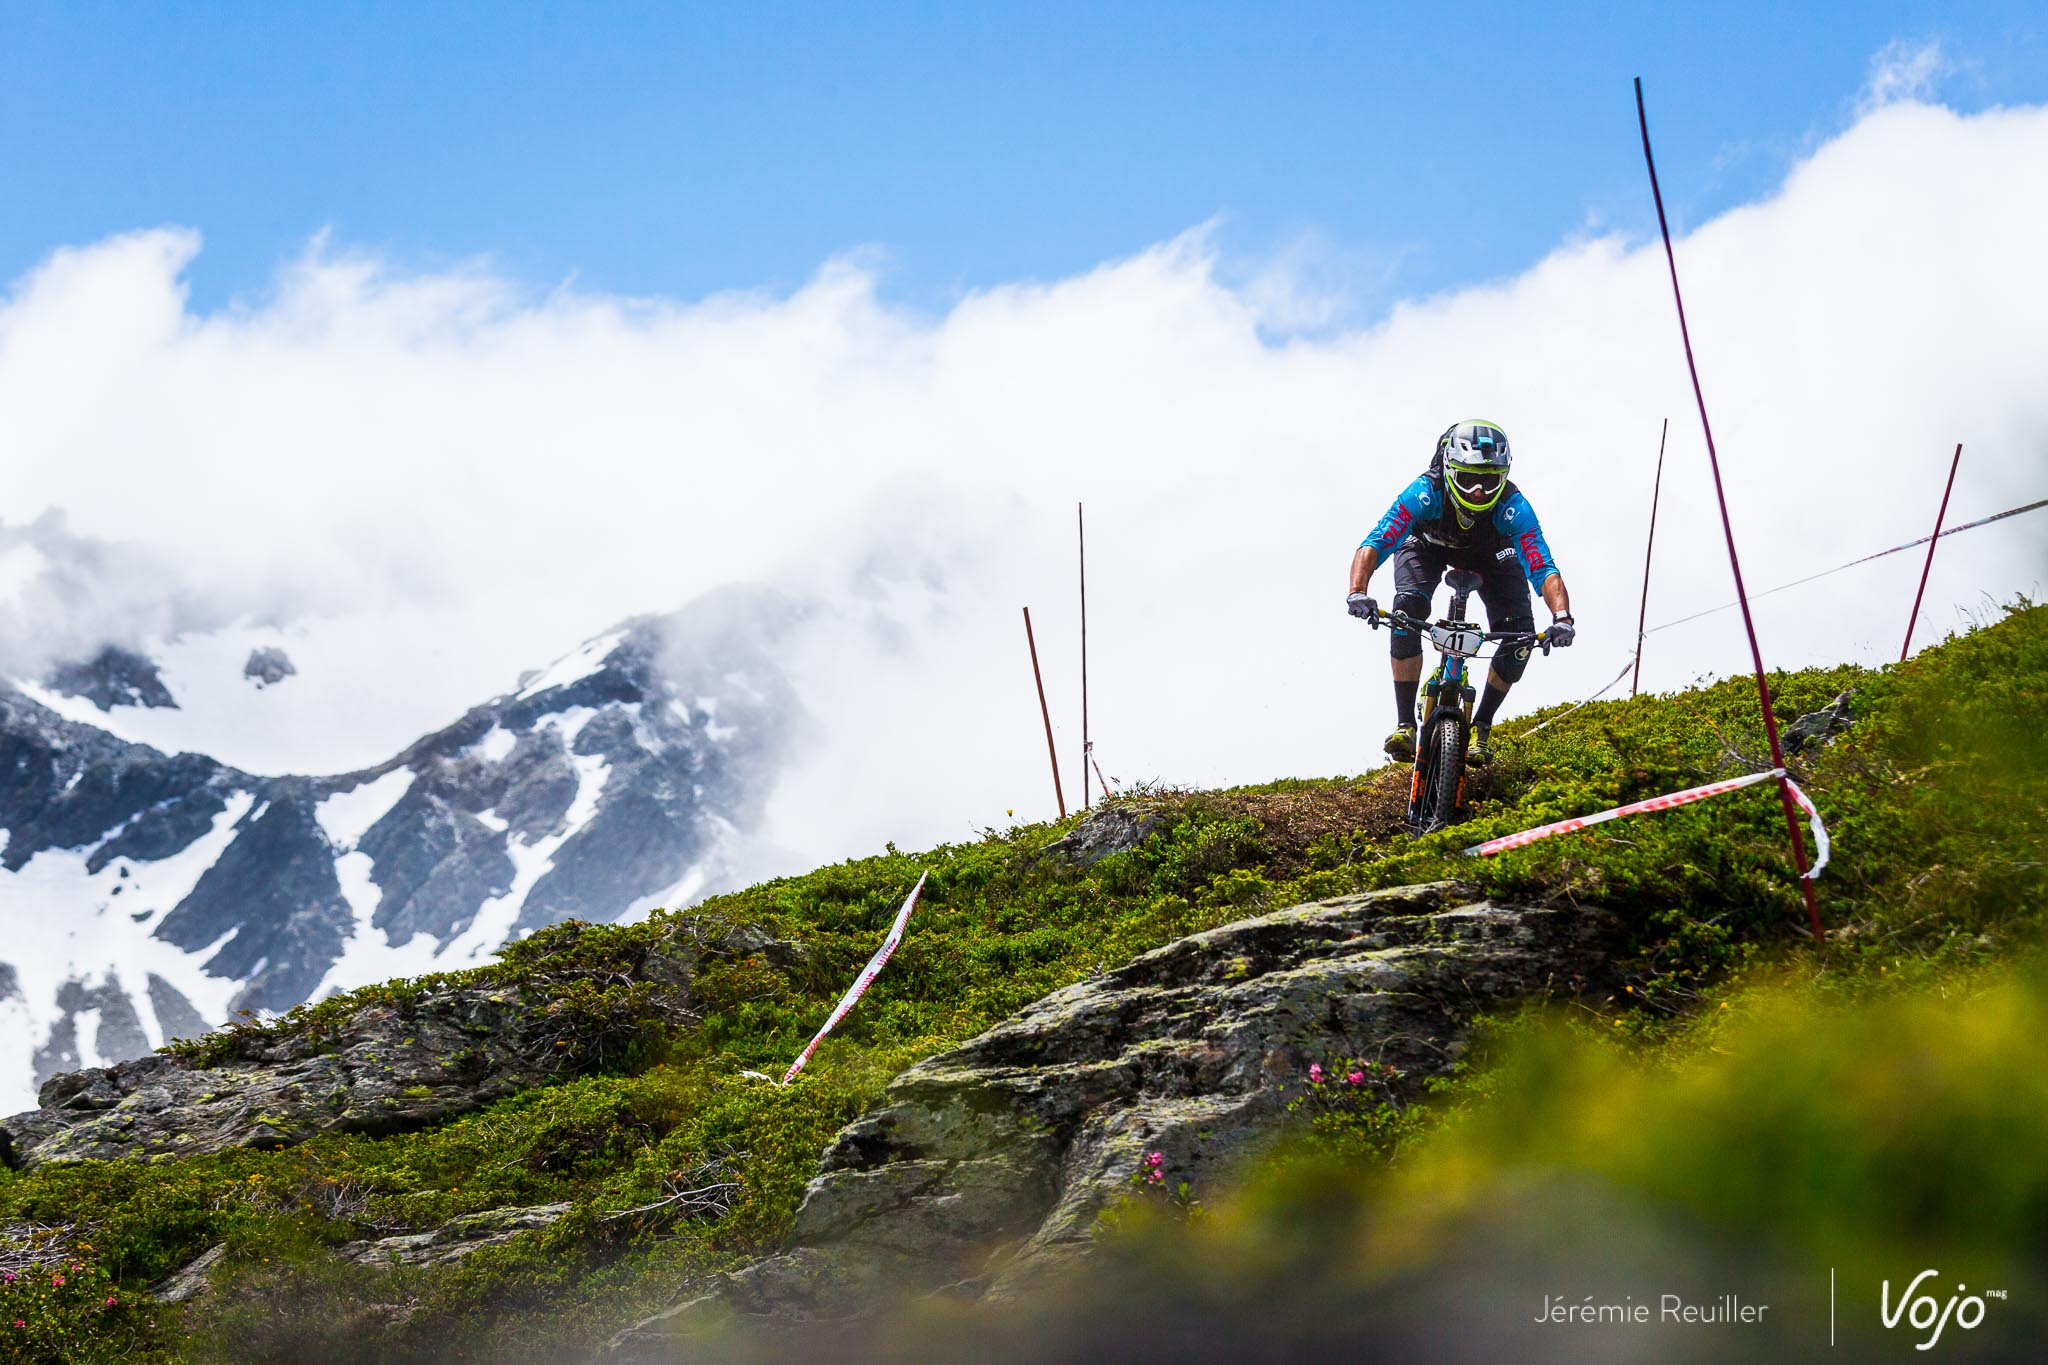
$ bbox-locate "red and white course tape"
[1464,769,1829,879]
[781,872,928,1085]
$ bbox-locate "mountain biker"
[1345,420,1575,765]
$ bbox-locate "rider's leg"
[1388,544,1442,730]
[1392,654,1422,723]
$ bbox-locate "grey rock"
[338,1202,572,1268]
[0,916,781,1171]
[611,882,1615,1351]
[148,1243,227,1303]
[1784,690,1856,755]
[46,645,177,711]
[242,646,297,687]
[1035,803,1172,870]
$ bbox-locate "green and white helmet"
[1436,420,1512,516]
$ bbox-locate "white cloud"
[1859,38,1952,113]
[3,95,2046,878]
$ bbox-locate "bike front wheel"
[1421,717,1466,833]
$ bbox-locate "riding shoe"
[1384,725,1417,763]
[1468,723,1493,765]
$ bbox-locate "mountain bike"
[1368,569,1550,836]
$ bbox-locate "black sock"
[1475,681,1510,727]
[1394,679,1418,730]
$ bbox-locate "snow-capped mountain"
[0,587,802,1115]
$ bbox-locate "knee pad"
[1389,591,1430,660]
[1492,639,1533,684]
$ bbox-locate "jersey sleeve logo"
[1518,530,1545,572]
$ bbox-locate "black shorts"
[1388,539,1536,679]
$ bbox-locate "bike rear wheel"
[1421,717,1466,833]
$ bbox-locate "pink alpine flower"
[1308,1063,1324,1084]
[1347,1070,1365,1086]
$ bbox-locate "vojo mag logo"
[1881,1270,2005,1351]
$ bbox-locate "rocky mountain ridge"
[0,588,804,1113]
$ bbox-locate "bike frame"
[1373,573,1544,835]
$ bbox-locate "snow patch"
[12,680,123,731]
[0,790,256,1113]
[314,716,616,995]
[439,747,611,965]
[551,706,598,745]
[620,862,709,924]
[314,769,415,851]
[518,630,626,700]
[307,850,444,998]
[74,1006,103,1070]
[471,724,517,764]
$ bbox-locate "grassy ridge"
[1,604,2041,1363]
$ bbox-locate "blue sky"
[4,2,2043,316]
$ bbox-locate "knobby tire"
[1423,718,1465,833]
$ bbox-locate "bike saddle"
[1444,569,1484,596]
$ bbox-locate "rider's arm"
[1349,544,1380,594]
[1495,490,1573,624]
[1495,490,1563,595]
[1353,476,1436,590]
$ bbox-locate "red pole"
[1901,443,1963,662]
[1023,608,1066,819]
[1636,78,1823,943]
[1632,417,1669,697]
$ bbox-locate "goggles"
[1447,464,1506,509]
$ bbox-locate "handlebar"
[1367,605,1551,655]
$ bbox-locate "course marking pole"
[1636,77,1823,942]
[1632,416,1669,697]
[1023,607,1066,818]
[1901,443,1963,662]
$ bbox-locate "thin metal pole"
[1637,77,1823,943]
[1632,417,1669,697]
[1901,443,1963,662]
[1023,607,1066,819]
[1079,502,1091,808]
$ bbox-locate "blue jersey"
[1361,474,1561,590]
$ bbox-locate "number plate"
[1431,624,1485,657]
